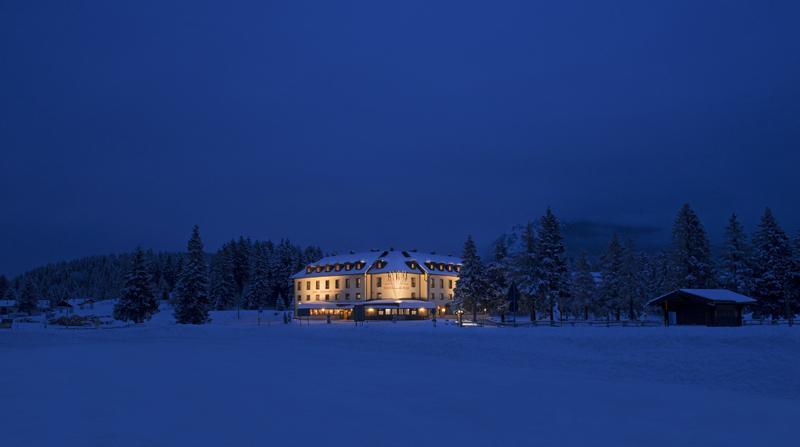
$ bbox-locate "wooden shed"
[647,289,756,327]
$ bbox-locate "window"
[440,293,444,300]
[411,278,416,287]
[449,280,453,289]
[440,279,444,288]
[325,294,329,301]
[296,282,301,291]
[335,294,339,301]
[449,293,453,300]
[306,281,311,290]
[345,263,352,271]
[376,292,382,299]
[297,295,301,301]
[335,279,339,288]
[325,280,329,289]
[315,294,320,301]
[345,293,350,299]
[376,277,382,287]
[345,279,350,288]
[430,278,435,288]
[356,293,361,300]
[356,278,361,288]
[411,292,416,299]
[306,295,310,301]
[315,281,320,290]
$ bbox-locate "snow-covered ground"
[1,304,799,446]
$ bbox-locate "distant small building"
[0,300,16,315]
[647,289,756,327]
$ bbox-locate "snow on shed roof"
[647,289,757,306]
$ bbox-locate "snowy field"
[1,305,799,446]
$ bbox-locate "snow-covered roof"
[361,300,436,309]
[0,300,15,307]
[297,302,355,309]
[647,289,757,306]
[291,249,462,279]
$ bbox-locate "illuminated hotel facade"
[291,249,461,320]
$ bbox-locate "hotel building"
[291,249,461,320]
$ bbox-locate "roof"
[646,289,757,306]
[291,249,462,279]
[0,300,15,307]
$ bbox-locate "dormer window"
[325,265,332,272]
[335,264,341,271]
[447,264,452,272]
[316,266,322,273]
[306,267,313,273]
[345,263,352,271]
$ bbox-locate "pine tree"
[599,235,624,320]
[19,279,37,314]
[512,222,539,319]
[174,225,210,324]
[485,237,510,316]
[621,238,643,320]
[670,203,715,288]
[718,213,754,295]
[453,235,489,322]
[113,248,159,323]
[245,244,272,309]
[571,252,596,320]
[506,281,521,320]
[209,248,237,310]
[752,208,793,319]
[535,208,569,321]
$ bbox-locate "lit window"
[377,278,382,288]
[315,295,320,301]
[356,293,361,300]
[335,294,339,300]
[411,278,416,287]
[430,278,435,288]
[306,295,310,301]
[356,278,361,288]
[376,292,382,299]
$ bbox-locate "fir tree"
[621,238,643,320]
[453,235,489,322]
[506,280,521,319]
[571,252,596,320]
[718,213,754,295]
[174,225,210,324]
[209,248,236,310]
[599,235,624,320]
[245,244,272,309]
[485,237,510,316]
[752,208,793,319]
[512,222,539,319]
[113,248,159,323]
[19,279,37,314]
[670,203,715,288]
[535,208,569,321]
[0,275,8,303]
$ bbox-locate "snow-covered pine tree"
[245,244,271,310]
[621,238,643,320]
[453,235,489,322]
[18,279,37,314]
[718,213,754,295]
[485,237,510,316]
[752,208,793,319]
[173,225,210,324]
[670,203,715,288]
[599,234,624,320]
[113,247,159,323]
[571,252,596,320]
[209,248,236,310]
[512,222,539,319]
[534,208,569,321]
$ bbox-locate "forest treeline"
[454,205,800,321]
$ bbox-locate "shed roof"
[646,289,757,306]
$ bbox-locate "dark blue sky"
[2,0,799,276]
